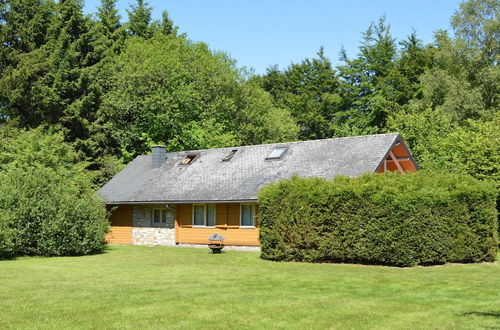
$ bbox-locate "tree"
[87,0,126,63]
[260,48,340,140]
[451,0,500,60]
[336,16,400,133]
[100,34,298,159]
[127,0,152,38]
[159,10,177,36]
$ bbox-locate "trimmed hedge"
[259,172,498,267]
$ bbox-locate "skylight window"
[266,146,288,160]
[181,154,197,165]
[222,149,238,162]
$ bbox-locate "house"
[99,133,418,247]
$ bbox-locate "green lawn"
[0,246,499,329]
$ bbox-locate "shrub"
[0,128,109,258]
[259,171,498,267]
[0,215,15,259]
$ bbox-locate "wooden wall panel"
[176,202,260,246]
[177,227,260,246]
[376,142,418,173]
[106,205,133,244]
[227,203,240,226]
[177,204,192,226]
[215,204,227,226]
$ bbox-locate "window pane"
[153,209,161,223]
[241,205,254,226]
[161,210,167,223]
[267,147,287,159]
[207,204,215,227]
[193,205,205,226]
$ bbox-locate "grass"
[0,245,499,329]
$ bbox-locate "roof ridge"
[145,132,400,156]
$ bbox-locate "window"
[152,208,167,224]
[181,153,198,165]
[192,204,216,227]
[266,146,287,160]
[240,204,256,227]
[222,149,238,162]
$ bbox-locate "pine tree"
[127,0,152,38]
[336,16,399,133]
[159,10,177,36]
[260,47,340,140]
[87,0,126,64]
[97,0,121,36]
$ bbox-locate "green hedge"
[0,128,109,259]
[0,166,109,259]
[258,172,498,267]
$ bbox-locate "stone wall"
[131,204,176,246]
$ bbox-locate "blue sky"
[83,0,462,74]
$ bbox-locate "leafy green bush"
[0,128,109,258]
[0,215,15,259]
[259,172,497,267]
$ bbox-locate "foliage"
[0,127,108,258]
[127,0,152,38]
[258,48,340,140]
[259,173,498,267]
[101,34,298,159]
[0,0,298,182]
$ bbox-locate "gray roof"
[99,133,407,204]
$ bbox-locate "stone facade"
[131,204,176,246]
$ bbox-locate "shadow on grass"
[1,244,113,261]
[462,311,500,318]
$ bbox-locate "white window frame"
[240,203,256,228]
[192,204,216,228]
[152,208,167,225]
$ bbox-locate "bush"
[0,128,109,258]
[259,172,498,267]
[0,216,15,259]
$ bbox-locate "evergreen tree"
[159,10,177,36]
[127,0,152,38]
[0,0,55,76]
[87,0,126,64]
[336,16,399,134]
[97,0,121,36]
[260,48,340,140]
[396,31,434,102]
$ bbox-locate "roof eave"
[104,199,259,205]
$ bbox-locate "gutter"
[104,199,259,205]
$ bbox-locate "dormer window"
[222,149,238,162]
[181,153,197,165]
[266,146,288,160]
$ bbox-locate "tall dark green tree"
[260,48,340,140]
[336,16,400,134]
[127,0,152,38]
[159,10,177,36]
[396,31,434,102]
[0,0,55,81]
[87,0,125,62]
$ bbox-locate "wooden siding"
[376,141,418,173]
[176,203,260,246]
[106,205,133,244]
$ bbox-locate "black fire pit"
[208,233,225,254]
